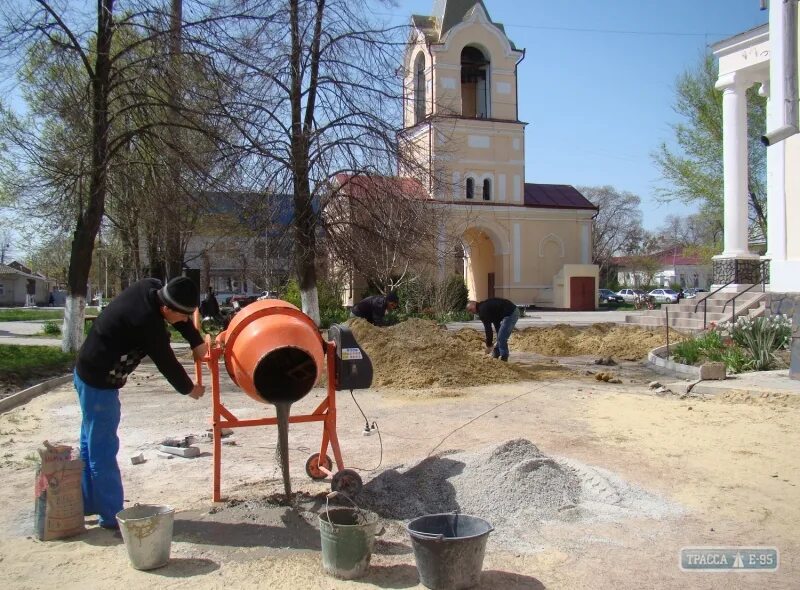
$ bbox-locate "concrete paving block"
[158,444,201,458]
[130,453,146,465]
[699,362,726,381]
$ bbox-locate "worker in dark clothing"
[199,286,221,320]
[351,292,399,325]
[74,277,208,529]
[466,298,520,361]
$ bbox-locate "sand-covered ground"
[0,319,797,589]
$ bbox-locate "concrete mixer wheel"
[305,453,333,480]
[331,469,362,496]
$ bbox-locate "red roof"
[523,184,597,210]
[612,246,707,268]
[332,173,430,200]
[332,175,597,211]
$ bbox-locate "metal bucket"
[318,506,380,580]
[407,513,493,590]
[116,504,175,570]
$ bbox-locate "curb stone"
[0,374,72,414]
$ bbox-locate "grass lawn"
[0,344,75,396]
[0,309,64,321]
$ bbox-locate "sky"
[386,0,768,230]
[1,0,769,263]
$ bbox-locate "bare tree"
[324,174,443,294]
[579,185,643,284]
[0,1,236,349]
[192,0,442,324]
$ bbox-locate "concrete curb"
[0,374,72,414]
[647,345,702,379]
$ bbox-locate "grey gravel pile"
[358,439,581,525]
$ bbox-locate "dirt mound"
[347,318,535,389]
[511,323,681,361]
[359,439,581,523]
[716,391,800,408]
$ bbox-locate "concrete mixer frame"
[195,325,350,503]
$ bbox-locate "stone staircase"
[625,290,768,332]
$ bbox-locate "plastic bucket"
[116,504,175,570]
[318,507,379,579]
[406,513,494,590]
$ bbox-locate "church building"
[341,0,600,309]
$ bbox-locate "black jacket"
[476,298,517,347]
[76,279,204,394]
[351,295,391,325]
[200,293,220,319]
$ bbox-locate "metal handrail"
[721,260,770,322]
[694,278,736,330]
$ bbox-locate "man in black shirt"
[351,291,399,325]
[74,277,207,529]
[199,286,221,320]
[466,298,520,361]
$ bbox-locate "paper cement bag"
[34,441,85,541]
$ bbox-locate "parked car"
[649,288,680,304]
[617,288,647,303]
[683,288,708,299]
[216,292,235,306]
[598,289,624,304]
[229,293,259,310]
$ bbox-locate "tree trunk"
[62,0,115,352]
[288,0,323,325]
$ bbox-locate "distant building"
[613,247,712,289]
[0,262,53,306]
[182,192,320,297]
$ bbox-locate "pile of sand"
[347,318,536,389]
[510,323,682,361]
[358,439,581,523]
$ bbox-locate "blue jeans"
[494,307,520,359]
[74,370,123,527]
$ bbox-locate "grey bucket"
[406,513,494,590]
[116,504,175,570]
[319,506,380,579]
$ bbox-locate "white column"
[764,21,789,263]
[715,73,755,258]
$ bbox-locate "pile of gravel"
[358,439,581,525]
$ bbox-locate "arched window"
[465,177,474,199]
[460,46,490,118]
[414,53,426,124]
[482,179,491,201]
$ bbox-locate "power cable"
[347,389,384,472]
[427,382,550,457]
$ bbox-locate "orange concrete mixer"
[194,299,373,501]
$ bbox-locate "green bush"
[718,315,792,371]
[42,321,61,336]
[721,346,753,374]
[673,315,792,373]
[671,338,703,365]
[443,275,469,312]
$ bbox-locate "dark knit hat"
[158,277,199,314]
[385,291,399,304]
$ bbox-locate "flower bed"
[670,315,792,374]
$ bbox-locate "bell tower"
[401,1,526,204]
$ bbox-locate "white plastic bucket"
[116,504,175,570]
